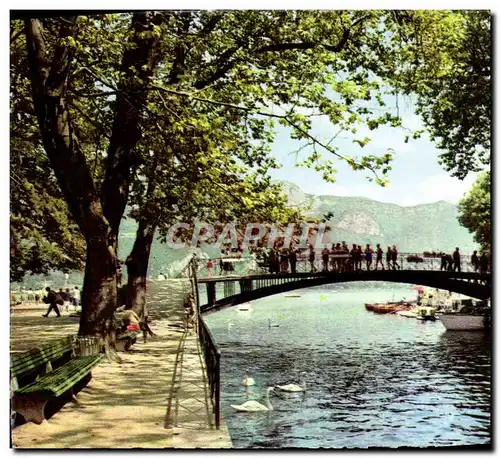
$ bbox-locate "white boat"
[436,295,490,331]
[439,314,486,331]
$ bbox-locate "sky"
[267,94,479,207]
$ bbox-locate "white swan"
[231,387,275,412]
[242,368,255,386]
[276,372,307,392]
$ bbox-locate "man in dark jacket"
[479,251,489,274]
[471,250,479,272]
[42,287,63,317]
[452,247,461,272]
[289,247,298,274]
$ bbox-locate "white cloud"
[398,173,477,206]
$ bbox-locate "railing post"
[215,354,220,428]
[190,257,201,314]
[207,283,216,308]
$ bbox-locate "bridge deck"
[197,270,491,313]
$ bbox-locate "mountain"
[116,182,476,278]
[15,183,475,287]
[280,181,477,253]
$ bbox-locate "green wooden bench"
[11,337,103,425]
[116,330,141,351]
[11,336,76,391]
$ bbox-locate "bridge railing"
[196,253,485,278]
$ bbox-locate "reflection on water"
[203,282,491,449]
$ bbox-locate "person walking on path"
[471,250,479,272]
[375,244,385,270]
[72,286,81,307]
[42,287,63,317]
[207,259,214,277]
[452,247,461,272]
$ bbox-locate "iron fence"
[197,315,221,429]
[188,257,221,429]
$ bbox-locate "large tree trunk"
[79,237,118,339]
[24,15,162,342]
[25,17,115,341]
[125,219,157,317]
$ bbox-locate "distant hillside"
[116,183,477,278]
[281,181,477,253]
[14,183,477,287]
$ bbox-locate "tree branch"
[100,12,163,237]
[24,17,110,239]
[193,45,241,90]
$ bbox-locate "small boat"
[369,301,412,314]
[415,306,437,321]
[284,294,302,298]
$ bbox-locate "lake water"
[203,282,491,449]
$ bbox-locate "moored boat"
[439,314,486,331]
[366,301,413,314]
[415,306,437,321]
[437,296,490,331]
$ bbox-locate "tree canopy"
[457,171,491,250]
[383,10,491,179]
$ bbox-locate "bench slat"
[16,354,104,399]
[11,341,73,366]
[11,342,76,378]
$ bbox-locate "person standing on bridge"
[479,251,489,274]
[471,250,479,272]
[322,247,330,272]
[452,247,461,272]
[331,243,340,272]
[386,246,393,270]
[280,249,290,273]
[391,245,400,270]
[309,243,316,272]
[289,247,298,274]
[440,252,448,271]
[375,244,384,270]
[350,244,358,272]
[341,241,349,272]
[364,244,373,271]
